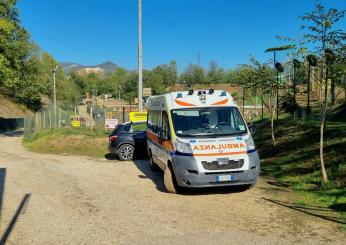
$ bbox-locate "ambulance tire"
[164,165,177,194]
[149,155,160,172]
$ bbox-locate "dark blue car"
[108,122,147,160]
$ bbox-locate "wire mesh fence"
[24,105,138,137]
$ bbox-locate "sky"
[18,0,346,71]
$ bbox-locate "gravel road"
[0,132,345,244]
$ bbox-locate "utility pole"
[138,0,143,111]
[51,66,58,127]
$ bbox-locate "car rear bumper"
[108,144,117,154]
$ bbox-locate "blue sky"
[18,0,345,71]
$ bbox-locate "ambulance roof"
[146,89,237,110]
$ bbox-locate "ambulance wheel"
[149,155,160,172]
[164,165,177,194]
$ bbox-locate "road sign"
[129,112,147,122]
[143,88,152,97]
[106,119,118,129]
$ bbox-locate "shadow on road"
[262,198,346,225]
[266,181,289,188]
[0,130,24,138]
[104,153,117,160]
[0,168,5,224]
[0,194,31,245]
[133,160,251,195]
[104,153,148,161]
[0,168,31,245]
[133,160,166,192]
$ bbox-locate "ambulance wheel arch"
[164,161,178,193]
[147,146,151,158]
[148,148,160,172]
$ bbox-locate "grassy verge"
[23,128,109,158]
[254,105,346,227]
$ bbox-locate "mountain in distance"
[60,61,118,74]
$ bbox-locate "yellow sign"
[70,115,81,128]
[129,111,147,122]
[71,120,81,128]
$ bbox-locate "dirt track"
[0,132,345,244]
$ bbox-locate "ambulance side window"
[162,111,169,131]
[161,111,170,139]
[148,110,160,133]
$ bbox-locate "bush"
[231,91,239,100]
[281,93,298,114]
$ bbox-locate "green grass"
[254,104,346,227]
[23,128,109,158]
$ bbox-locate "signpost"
[106,118,118,130]
[143,88,152,97]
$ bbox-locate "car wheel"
[164,165,177,194]
[118,144,134,161]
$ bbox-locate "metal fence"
[24,107,71,137]
[23,105,138,137]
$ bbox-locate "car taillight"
[109,135,118,142]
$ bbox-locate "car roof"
[122,121,146,125]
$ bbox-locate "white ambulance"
[145,89,260,193]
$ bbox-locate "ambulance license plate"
[216,175,234,182]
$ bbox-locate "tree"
[121,72,137,104]
[207,61,218,85]
[179,63,194,88]
[168,60,178,90]
[180,63,206,87]
[0,0,44,110]
[300,2,345,183]
[248,57,277,145]
[234,65,253,115]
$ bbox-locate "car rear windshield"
[132,123,146,132]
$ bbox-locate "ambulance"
[145,89,260,193]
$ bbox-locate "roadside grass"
[254,104,346,227]
[23,128,109,158]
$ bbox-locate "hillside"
[254,104,346,222]
[61,61,118,74]
[0,94,32,118]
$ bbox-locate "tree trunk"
[319,117,328,183]
[271,111,276,146]
[261,100,264,120]
[324,68,328,104]
[343,75,346,103]
[307,64,311,112]
[330,79,335,106]
[293,66,296,104]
